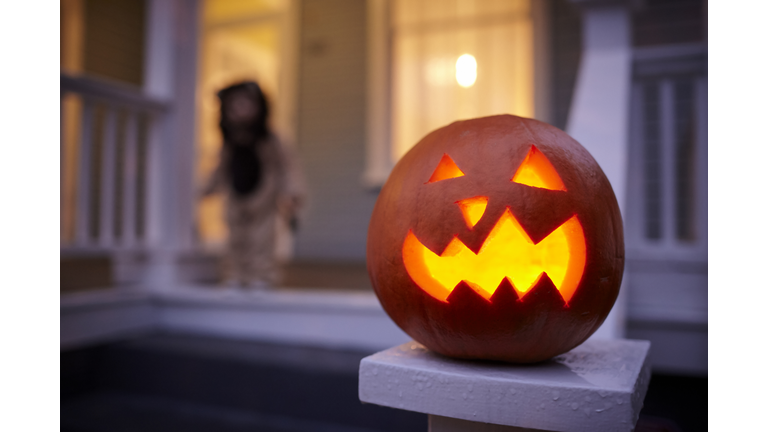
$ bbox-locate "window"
[365,0,543,187]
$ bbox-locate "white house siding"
[293,0,377,261]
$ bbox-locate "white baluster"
[75,99,94,246]
[626,82,644,247]
[99,106,117,246]
[659,79,675,248]
[143,114,166,246]
[122,111,138,246]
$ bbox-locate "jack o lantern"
[367,115,623,363]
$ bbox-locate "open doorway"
[196,0,300,268]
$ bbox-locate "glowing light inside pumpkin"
[427,154,465,183]
[403,210,586,304]
[456,196,488,228]
[455,54,477,88]
[512,145,567,191]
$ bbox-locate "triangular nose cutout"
[456,196,488,228]
[511,145,566,191]
[427,154,465,183]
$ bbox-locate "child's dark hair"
[217,81,271,196]
[217,81,270,142]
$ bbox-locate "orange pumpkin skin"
[366,115,624,363]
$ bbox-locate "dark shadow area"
[636,373,707,432]
[61,333,425,432]
[61,256,113,294]
[61,333,705,432]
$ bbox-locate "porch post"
[566,0,633,339]
[135,0,200,289]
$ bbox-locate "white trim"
[532,0,553,124]
[157,287,410,352]
[142,0,179,253]
[61,287,411,352]
[566,5,632,214]
[566,3,633,341]
[275,0,302,146]
[141,0,200,256]
[362,0,394,189]
[60,289,158,349]
[168,0,201,252]
[60,285,705,374]
[633,42,708,63]
[143,0,175,99]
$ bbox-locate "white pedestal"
[359,339,651,432]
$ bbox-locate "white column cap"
[359,339,651,432]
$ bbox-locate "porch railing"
[624,43,708,375]
[60,73,170,253]
[627,43,708,262]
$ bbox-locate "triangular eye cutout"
[427,154,465,183]
[511,145,566,191]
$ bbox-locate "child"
[202,81,304,288]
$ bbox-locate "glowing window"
[391,0,535,161]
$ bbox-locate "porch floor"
[61,259,372,294]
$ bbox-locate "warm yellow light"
[455,54,477,88]
[456,196,488,228]
[512,145,566,191]
[403,210,586,304]
[427,154,465,183]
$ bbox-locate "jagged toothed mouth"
[402,208,586,304]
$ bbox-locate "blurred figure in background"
[202,81,304,288]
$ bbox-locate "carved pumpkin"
[367,115,624,363]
